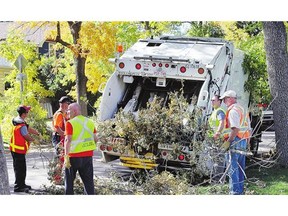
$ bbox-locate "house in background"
[0,57,12,95]
[0,21,55,118]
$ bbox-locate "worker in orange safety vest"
[220,90,251,195]
[51,96,71,184]
[10,105,40,193]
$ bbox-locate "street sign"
[14,54,27,72]
[14,54,28,103]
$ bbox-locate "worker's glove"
[64,155,71,169]
[221,141,231,152]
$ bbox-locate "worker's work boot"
[14,187,29,193]
[24,184,32,190]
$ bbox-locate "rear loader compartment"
[97,36,254,170]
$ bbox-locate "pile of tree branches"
[97,91,221,182]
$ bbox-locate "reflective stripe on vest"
[69,115,96,153]
[208,107,226,131]
[10,124,30,154]
[222,104,250,139]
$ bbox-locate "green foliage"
[37,55,75,104]
[240,33,271,104]
[236,21,262,36]
[0,33,53,141]
[187,21,225,38]
[116,22,142,48]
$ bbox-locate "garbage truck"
[97,36,259,170]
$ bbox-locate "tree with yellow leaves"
[43,21,118,115]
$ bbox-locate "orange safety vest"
[52,110,66,132]
[10,123,30,154]
[223,103,250,140]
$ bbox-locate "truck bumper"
[120,156,158,169]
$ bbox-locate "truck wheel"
[101,152,119,163]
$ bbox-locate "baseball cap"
[59,96,71,104]
[17,105,31,115]
[219,90,237,100]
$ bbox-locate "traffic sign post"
[14,54,27,104]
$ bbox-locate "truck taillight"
[198,68,204,74]
[178,155,185,161]
[135,63,141,70]
[159,63,163,67]
[106,145,113,151]
[162,151,168,156]
[117,44,123,53]
[99,145,106,151]
[165,63,169,68]
[152,63,156,67]
[180,66,186,73]
[119,62,125,69]
[258,103,268,108]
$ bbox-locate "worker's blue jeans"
[227,137,247,195]
[65,156,95,195]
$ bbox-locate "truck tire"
[101,152,119,163]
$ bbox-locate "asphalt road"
[4,130,275,195]
[4,147,132,194]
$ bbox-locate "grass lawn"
[245,165,288,195]
[193,159,288,195]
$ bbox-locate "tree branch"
[50,21,79,57]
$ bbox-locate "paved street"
[4,131,275,194]
[4,146,132,194]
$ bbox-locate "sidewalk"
[5,148,54,195]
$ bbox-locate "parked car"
[262,107,274,131]
[249,104,274,156]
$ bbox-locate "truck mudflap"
[120,153,158,169]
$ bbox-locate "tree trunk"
[75,56,88,116]
[0,127,10,194]
[69,21,88,116]
[263,21,288,167]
